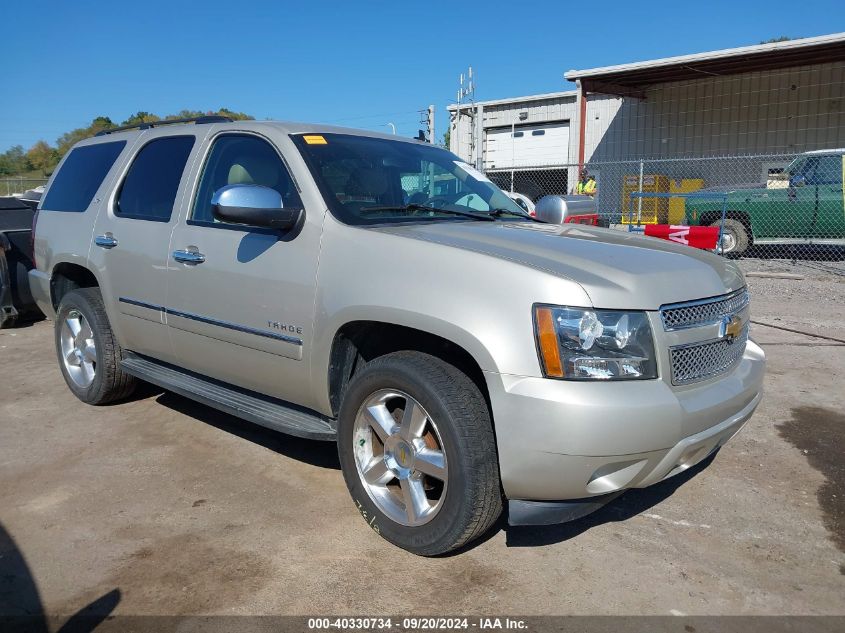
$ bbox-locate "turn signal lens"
[534,307,563,377]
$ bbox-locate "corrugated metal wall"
[449,95,576,165]
[481,96,576,129]
[585,61,845,161]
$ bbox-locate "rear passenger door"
[165,132,321,406]
[89,133,203,364]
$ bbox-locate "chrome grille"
[660,288,749,331]
[670,326,749,385]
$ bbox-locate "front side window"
[809,155,843,185]
[41,141,126,212]
[115,136,195,221]
[192,135,302,224]
[293,133,526,225]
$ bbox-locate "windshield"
[292,133,527,225]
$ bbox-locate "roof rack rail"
[95,115,233,136]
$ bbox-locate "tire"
[711,217,749,255]
[337,351,502,555]
[54,288,137,405]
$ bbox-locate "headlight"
[534,305,657,380]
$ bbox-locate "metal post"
[636,160,644,225]
[428,105,435,145]
[719,195,728,256]
[510,120,515,193]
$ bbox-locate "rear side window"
[115,136,195,221]
[41,141,126,212]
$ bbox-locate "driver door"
[165,132,321,406]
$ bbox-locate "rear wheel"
[337,351,501,555]
[711,217,749,255]
[55,288,136,404]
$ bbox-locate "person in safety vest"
[575,171,597,197]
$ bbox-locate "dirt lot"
[1,260,843,617]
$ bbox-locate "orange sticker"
[303,135,327,145]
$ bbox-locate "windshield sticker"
[303,135,328,145]
[454,161,492,183]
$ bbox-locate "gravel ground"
[0,267,843,619]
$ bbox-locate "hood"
[373,221,744,310]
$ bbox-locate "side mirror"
[211,184,303,230]
[789,174,806,188]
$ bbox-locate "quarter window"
[115,136,195,221]
[192,135,301,224]
[41,141,126,212]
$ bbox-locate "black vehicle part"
[120,352,337,440]
[0,200,41,328]
[95,115,233,136]
[508,492,623,526]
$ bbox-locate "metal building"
[449,33,845,199]
[448,91,578,198]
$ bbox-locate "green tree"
[0,145,28,176]
[27,141,59,174]
[120,111,160,126]
[760,36,792,44]
[441,129,451,149]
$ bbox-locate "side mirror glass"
[789,174,806,188]
[211,184,303,230]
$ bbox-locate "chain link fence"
[0,178,49,197]
[485,152,845,263]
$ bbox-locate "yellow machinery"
[620,174,669,224]
[668,178,705,225]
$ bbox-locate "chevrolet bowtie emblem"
[719,315,743,341]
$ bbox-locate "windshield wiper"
[488,208,546,222]
[365,203,495,221]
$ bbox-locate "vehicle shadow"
[0,522,121,632]
[154,391,341,470]
[503,452,717,548]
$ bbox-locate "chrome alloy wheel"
[59,310,97,388]
[353,390,448,527]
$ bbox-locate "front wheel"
[711,217,750,255]
[337,351,502,555]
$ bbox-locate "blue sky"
[2,0,844,152]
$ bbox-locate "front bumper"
[486,339,765,502]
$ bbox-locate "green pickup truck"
[687,149,845,254]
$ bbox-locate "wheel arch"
[50,262,100,310]
[324,318,493,419]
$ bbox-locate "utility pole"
[455,67,475,160]
[417,105,434,143]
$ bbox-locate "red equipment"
[644,224,720,250]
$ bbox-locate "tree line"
[0,108,253,178]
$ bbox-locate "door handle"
[94,234,118,249]
[172,249,206,265]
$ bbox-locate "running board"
[120,353,336,441]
